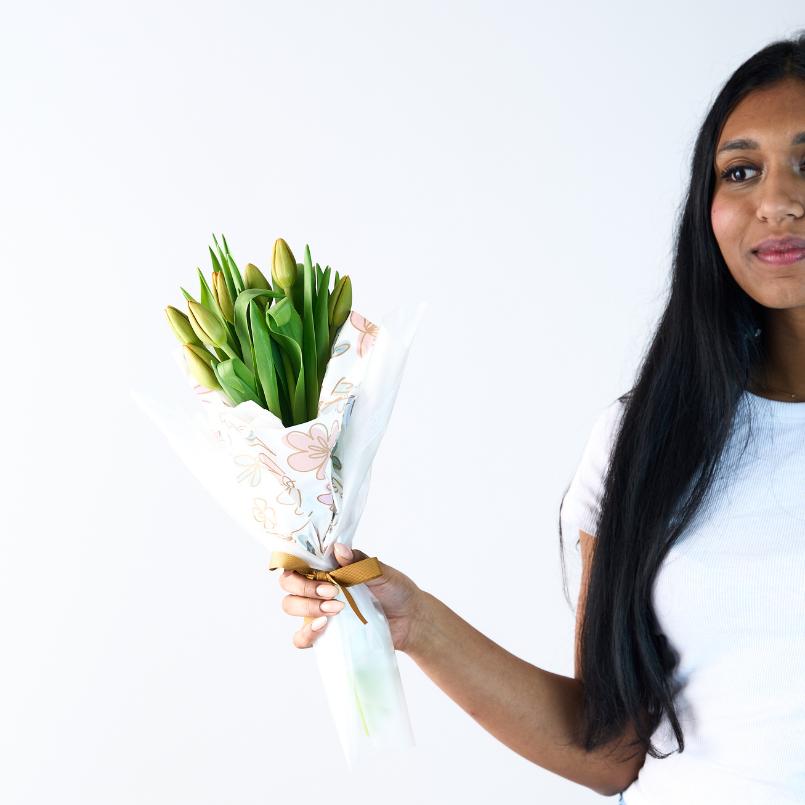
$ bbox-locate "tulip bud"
[271,238,297,294]
[211,271,235,323]
[328,275,352,328]
[166,305,202,345]
[187,300,228,348]
[185,342,219,367]
[244,262,271,291]
[183,344,222,390]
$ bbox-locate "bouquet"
[132,234,425,767]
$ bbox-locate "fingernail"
[316,584,337,598]
[334,543,351,561]
[311,615,328,631]
[321,600,344,613]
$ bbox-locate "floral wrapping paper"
[134,300,426,766]
[189,310,380,564]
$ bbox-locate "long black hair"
[558,30,805,762]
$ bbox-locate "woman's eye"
[719,164,759,183]
[719,161,805,183]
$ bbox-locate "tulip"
[187,300,228,348]
[185,342,219,367]
[328,275,352,328]
[271,238,297,295]
[170,235,358,425]
[244,262,271,290]
[211,271,235,323]
[182,344,221,390]
[165,306,202,345]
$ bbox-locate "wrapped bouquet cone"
[132,234,426,768]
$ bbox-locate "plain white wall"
[1,2,801,803]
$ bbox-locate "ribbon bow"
[268,550,383,625]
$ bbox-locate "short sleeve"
[560,397,625,539]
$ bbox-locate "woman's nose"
[755,163,805,221]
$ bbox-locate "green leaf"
[225,251,245,295]
[211,233,224,258]
[210,243,236,305]
[213,357,261,406]
[292,361,306,424]
[267,297,303,345]
[249,299,282,419]
[180,286,198,303]
[302,245,318,421]
[224,320,240,356]
[271,337,293,425]
[314,266,331,385]
[215,233,244,294]
[267,301,306,424]
[197,267,226,324]
[266,319,303,375]
[290,263,304,316]
[267,323,306,424]
[210,235,239,297]
[208,245,223,274]
[233,287,283,377]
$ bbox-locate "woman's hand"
[277,543,424,652]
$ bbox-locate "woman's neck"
[750,309,805,401]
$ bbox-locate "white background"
[1,2,801,803]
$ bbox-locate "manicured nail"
[321,600,344,613]
[311,615,328,631]
[334,543,351,561]
[316,584,337,598]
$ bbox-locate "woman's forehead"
[718,79,805,146]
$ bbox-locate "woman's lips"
[753,248,805,265]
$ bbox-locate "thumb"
[333,543,386,588]
[333,542,368,566]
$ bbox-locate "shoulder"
[561,393,630,538]
[586,394,628,455]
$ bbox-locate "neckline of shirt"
[742,389,805,420]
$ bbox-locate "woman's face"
[711,77,805,311]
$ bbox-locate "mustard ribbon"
[269,550,383,625]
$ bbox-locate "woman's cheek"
[710,195,739,246]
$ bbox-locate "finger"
[292,615,329,649]
[332,545,388,589]
[282,594,345,618]
[333,543,369,566]
[278,570,339,599]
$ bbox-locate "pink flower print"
[256,452,304,515]
[258,451,284,478]
[318,377,354,415]
[252,497,282,537]
[349,311,379,358]
[317,481,334,508]
[277,476,304,515]
[284,421,340,481]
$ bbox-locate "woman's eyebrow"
[716,130,805,155]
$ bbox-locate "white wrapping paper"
[131,300,426,768]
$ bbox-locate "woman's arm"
[278,540,645,797]
[405,589,643,798]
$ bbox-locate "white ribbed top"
[561,391,805,804]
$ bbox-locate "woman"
[276,32,805,803]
